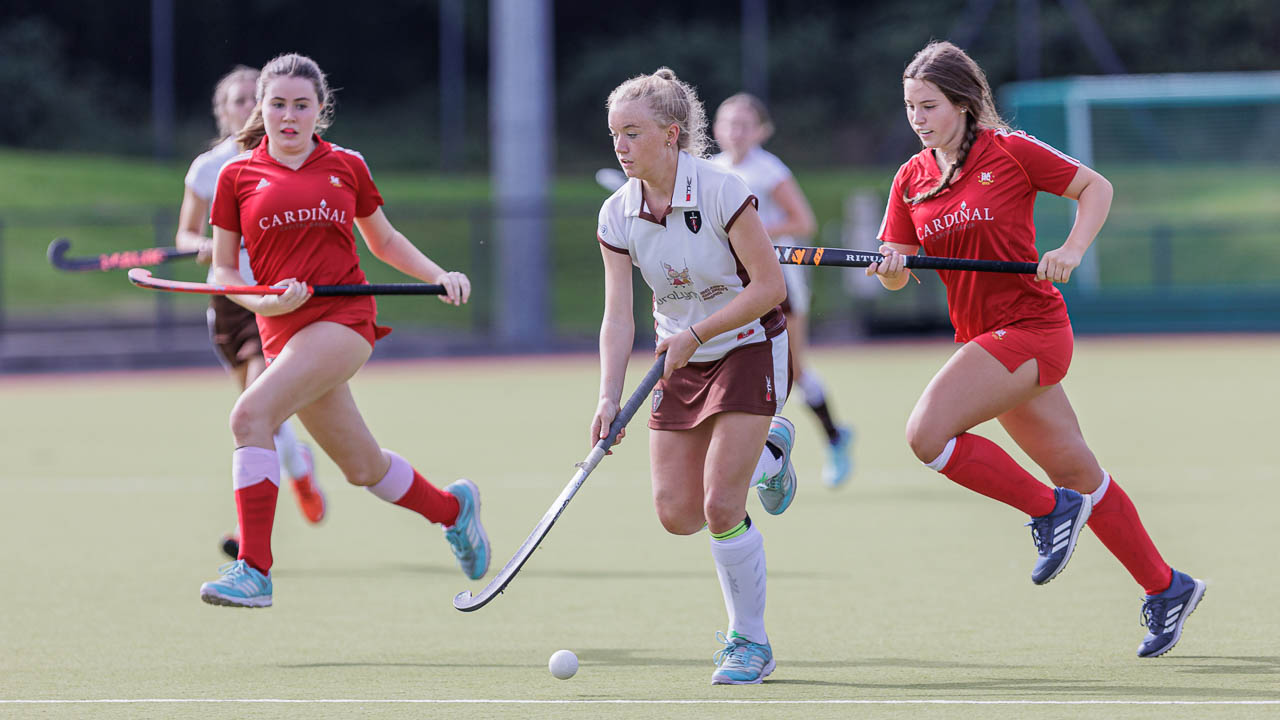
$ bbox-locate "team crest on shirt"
[978,171,995,185]
[329,175,343,187]
[664,262,692,286]
[652,388,664,412]
[684,210,702,234]
[992,329,1007,340]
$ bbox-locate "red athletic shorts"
[258,296,392,362]
[970,322,1074,386]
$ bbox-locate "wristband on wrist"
[689,326,704,345]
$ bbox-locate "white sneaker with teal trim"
[199,559,272,608]
[711,631,775,685]
[756,416,797,515]
[443,479,491,581]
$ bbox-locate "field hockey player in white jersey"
[174,65,325,558]
[711,93,856,488]
[592,68,796,685]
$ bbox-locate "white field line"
[2,699,1279,706]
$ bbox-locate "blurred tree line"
[1,0,1277,172]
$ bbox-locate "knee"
[653,490,702,536]
[904,417,948,465]
[702,489,743,533]
[1047,461,1103,494]
[228,399,275,446]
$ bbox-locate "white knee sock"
[274,421,308,479]
[1091,470,1111,505]
[796,369,826,406]
[710,522,768,645]
[752,446,784,484]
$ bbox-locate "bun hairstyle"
[212,65,259,140]
[236,53,335,151]
[902,41,1009,204]
[607,67,710,158]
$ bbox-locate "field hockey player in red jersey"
[867,41,1204,657]
[711,93,856,488]
[197,52,489,608]
[593,68,796,684]
[175,65,326,558]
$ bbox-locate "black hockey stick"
[127,268,446,296]
[453,353,666,612]
[48,237,198,272]
[775,245,1039,274]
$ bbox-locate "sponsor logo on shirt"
[599,224,608,238]
[684,210,702,234]
[664,262,692,286]
[684,176,693,202]
[329,175,343,187]
[256,197,347,231]
[978,171,995,185]
[915,200,995,241]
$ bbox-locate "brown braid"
[906,116,977,204]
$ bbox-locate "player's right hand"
[257,278,310,316]
[865,244,907,280]
[591,397,624,454]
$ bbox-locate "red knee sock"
[367,449,460,526]
[939,433,1057,517]
[1086,477,1172,595]
[396,471,460,525]
[233,446,280,574]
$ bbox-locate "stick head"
[453,590,484,612]
[127,268,156,287]
[47,238,71,264]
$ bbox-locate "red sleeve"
[349,154,385,218]
[209,162,241,233]
[999,131,1080,196]
[876,163,920,247]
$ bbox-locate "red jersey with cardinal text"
[877,128,1079,343]
[210,135,389,355]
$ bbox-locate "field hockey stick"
[127,268,446,296]
[453,352,667,612]
[48,237,198,272]
[775,245,1039,274]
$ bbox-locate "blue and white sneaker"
[756,416,797,515]
[199,559,272,608]
[822,425,855,488]
[1138,569,1206,658]
[1027,487,1093,585]
[711,631,775,685]
[443,479,491,581]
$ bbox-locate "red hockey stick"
[127,268,446,296]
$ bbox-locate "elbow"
[767,274,787,307]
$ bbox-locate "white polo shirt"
[185,136,253,283]
[710,146,794,245]
[597,151,784,362]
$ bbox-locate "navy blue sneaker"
[1138,569,1206,658]
[1027,487,1093,585]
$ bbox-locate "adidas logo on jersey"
[256,178,270,190]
